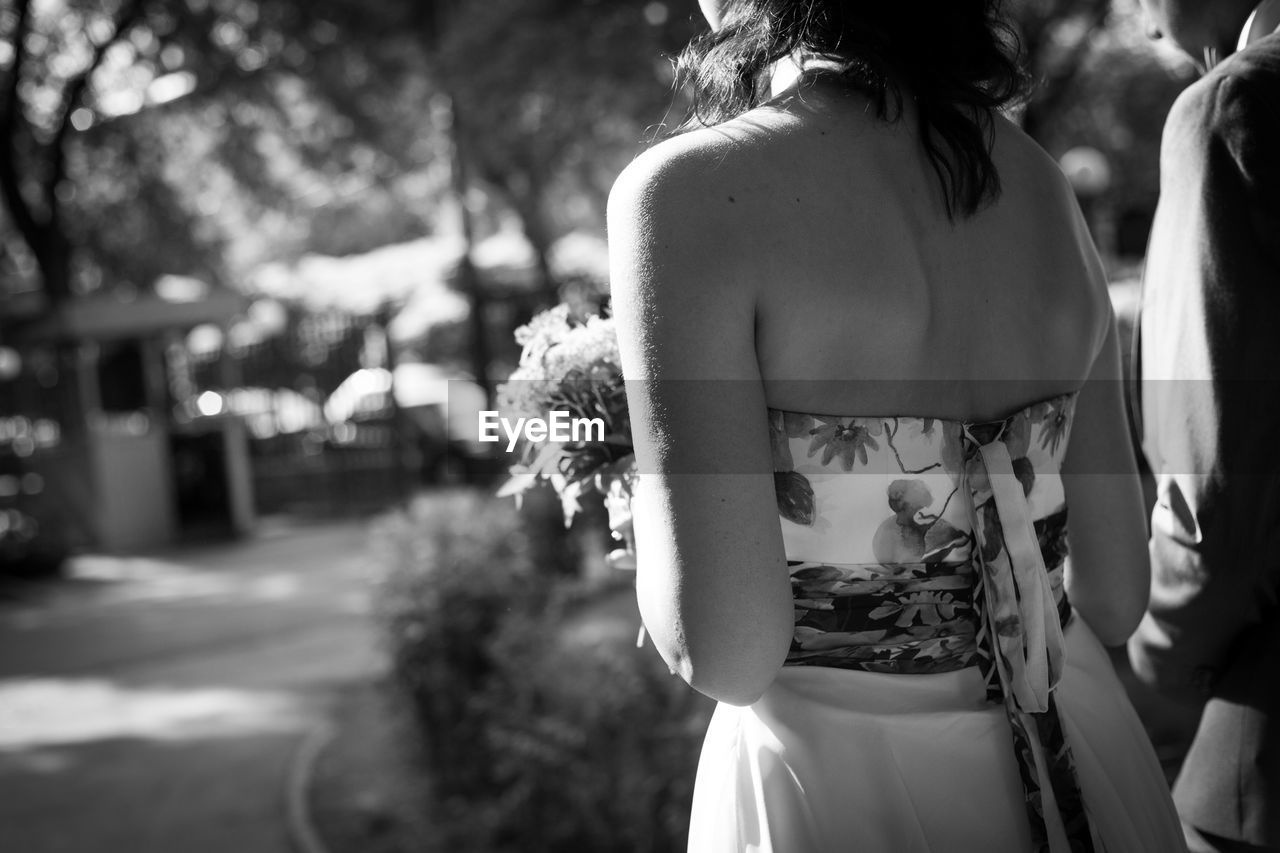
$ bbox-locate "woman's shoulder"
[608,131,727,228]
[989,115,1103,275]
[990,114,1112,351]
[989,114,1077,206]
[606,121,772,382]
[605,123,766,320]
[609,112,800,221]
[607,113,801,304]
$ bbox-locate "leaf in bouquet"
[527,442,569,478]
[602,433,634,449]
[548,391,592,422]
[555,475,586,527]
[547,375,588,402]
[603,384,629,419]
[496,473,538,499]
[586,381,618,424]
[609,409,633,444]
[594,453,638,495]
[557,443,614,486]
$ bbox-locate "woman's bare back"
[608,71,1146,700]
[665,79,1111,420]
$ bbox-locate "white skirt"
[687,618,1186,853]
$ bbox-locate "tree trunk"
[523,220,559,310]
[504,175,559,308]
[446,97,492,398]
[31,226,73,309]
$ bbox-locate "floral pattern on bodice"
[769,393,1093,852]
[770,396,1073,570]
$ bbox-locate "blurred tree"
[0,0,446,561]
[1010,0,1194,256]
[0,0,140,307]
[0,0,438,312]
[0,0,1191,401]
[1012,0,1114,141]
[0,0,1191,314]
[1,0,691,395]
[425,0,695,302]
[376,0,695,391]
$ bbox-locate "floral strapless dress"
[686,394,1185,853]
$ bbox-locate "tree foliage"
[0,0,1193,322]
[0,0,702,323]
[0,0,438,311]
[436,0,695,265]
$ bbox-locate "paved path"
[0,517,386,853]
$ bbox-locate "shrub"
[372,489,545,795]
[476,584,713,853]
[372,488,714,853]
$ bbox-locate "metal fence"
[188,308,411,518]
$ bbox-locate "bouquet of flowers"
[496,304,637,568]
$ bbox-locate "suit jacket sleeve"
[1130,61,1280,702]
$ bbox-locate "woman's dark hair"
[676,1,1029,219]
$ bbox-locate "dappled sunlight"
[0,749,76,774]
[4,576,311,628]
[67,554,217,585]
[0,678,315,752]
[56,555,308,606]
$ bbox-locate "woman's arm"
[1061,307,1151,647]
[607,142,794,706]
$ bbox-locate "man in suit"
[1129,1,1280,851]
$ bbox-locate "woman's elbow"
[684,651,783,707]
[1073,575,1150,647]
[1063,517,1152,647]
[643,616,791,707]
[1085,611,1144,648]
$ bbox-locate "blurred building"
[1,279,249,563]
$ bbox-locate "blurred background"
[0,1,1198,851]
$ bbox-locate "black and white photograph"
[1,1,1277,851]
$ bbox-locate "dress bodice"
[768,392,1091,848]
[770,392,1077,683]
[770,394,1075,569]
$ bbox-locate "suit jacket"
[1130,30,1280,846]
